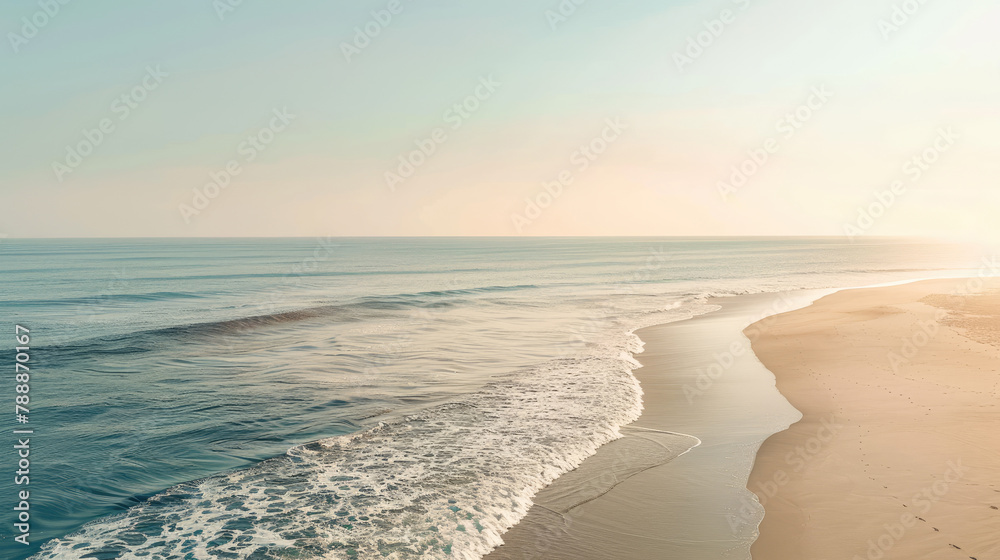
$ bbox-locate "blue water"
[0,237,985,559]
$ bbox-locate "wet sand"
[486,291,829,559]
[747,278,1000,560]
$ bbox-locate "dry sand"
[747,278,1000,560]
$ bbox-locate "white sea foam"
[34,358,642,559]
[31,302,715,560]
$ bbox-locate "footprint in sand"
[950,544,961,550]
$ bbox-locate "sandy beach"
[486,291,828,559]
[747,278,1000,560]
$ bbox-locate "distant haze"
[2,0,998,240]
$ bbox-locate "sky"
[1,0,998,239]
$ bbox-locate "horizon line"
[0,235,953,241]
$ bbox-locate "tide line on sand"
[487,290,831,560]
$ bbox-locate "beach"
[747,278,1000,560]
[486,291,830,559]
[9,239,990,560]
[487,277,1000,559]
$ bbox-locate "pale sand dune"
[747,279,1000,560]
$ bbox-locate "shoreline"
[486,290,829,559]
[746,278,1000,559]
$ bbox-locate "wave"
[31,355,646,560]
[42,285,547,352]
[394,284,540,298]
[0,291,210,307]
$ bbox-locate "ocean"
[0,237,985,560]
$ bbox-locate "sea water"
[0,237,985,559]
